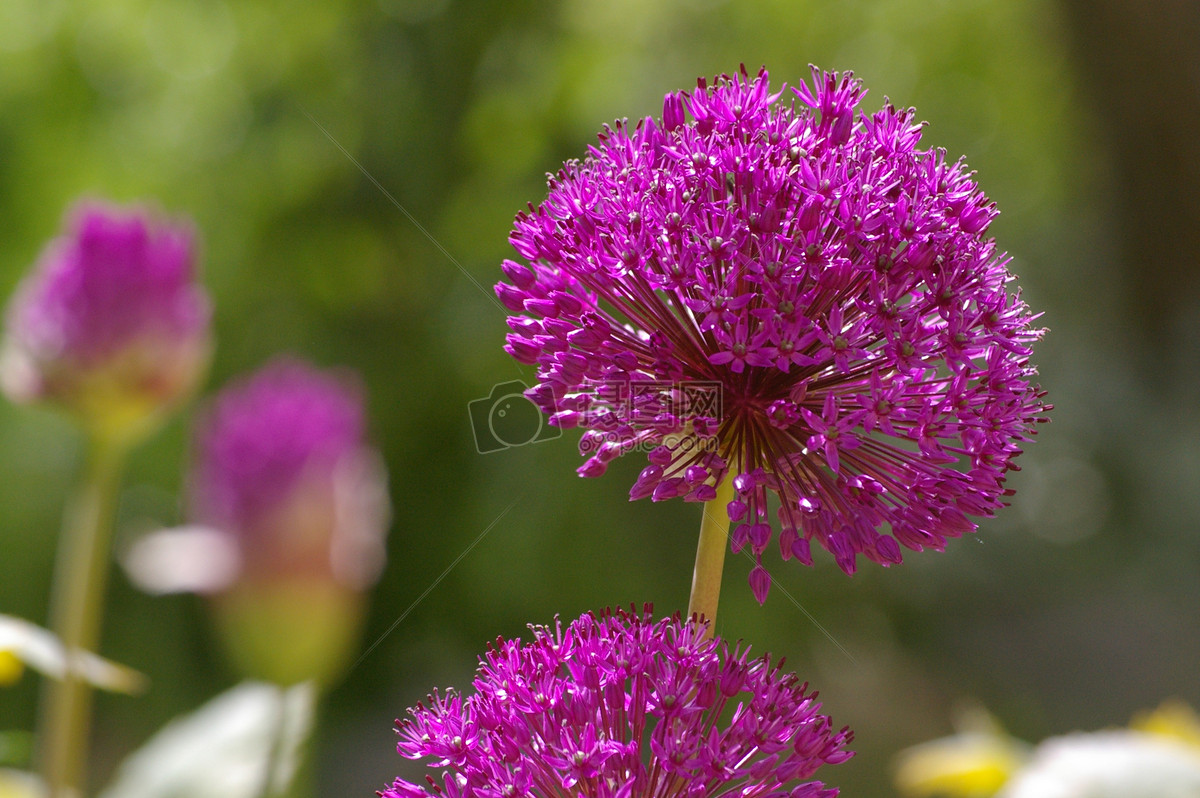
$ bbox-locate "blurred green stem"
[37,436,128,797]
[687,474,735,640]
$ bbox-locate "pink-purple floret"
[383,607,852,798]
[495,67,1049,591]
[10,202,208,364]
[191,358,365,532]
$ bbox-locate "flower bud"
[125,358,391,686]
[190,358,391,686]
[1,201,211,445]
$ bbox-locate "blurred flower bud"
[126,358,390,686]
[1,201,211,445]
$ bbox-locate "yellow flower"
[895,708,1029,797]
[1130,700,1200,751]
[896,701,1200,798]
[0,651,23,687]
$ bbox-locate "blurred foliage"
[0,1,1197,796]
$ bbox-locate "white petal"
[98,681,315,798]
[122,526,240,595]
[0,769,44,798]
[999,730,1200,798]
[0,615,146,694]
[329,448,391,590]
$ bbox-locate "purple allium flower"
[383,607,852,798]
[122,358,394,685]
[1,201,210,439]
[496,67,1048,589]
[190,357,389,590]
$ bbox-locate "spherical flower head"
[496,66,1049,594]
[1,201,211,443]
[187,358,390,685]
[384,607,852,798]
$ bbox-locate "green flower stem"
[687,474,735,640]
[37,436,128,797]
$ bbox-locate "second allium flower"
[127,358,390,686]
[385,607,852,798]
[496,67,1048,587]
[190,358,390,685]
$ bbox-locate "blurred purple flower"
[189,357,388,591]
[383,606,852,798]
[495,67,1048,588]
[1,201,210,439]
[126,358,390,685]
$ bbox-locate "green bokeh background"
[2,1,1199,795]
